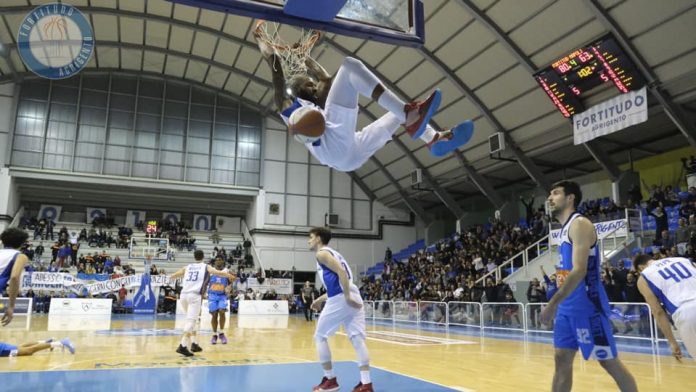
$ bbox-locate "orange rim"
[255,19,320,53]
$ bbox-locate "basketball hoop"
[254,20,321,82]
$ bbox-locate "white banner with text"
[550,219,627,246]
[573,87,648,145]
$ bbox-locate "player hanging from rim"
[253,21,473,172]
[169,250,236,356]
[207,257,233,345]
[0,338,75,357]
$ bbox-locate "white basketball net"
[254,21,321,82]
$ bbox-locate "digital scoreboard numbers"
[146,220,158,235]
[534,35,645,118]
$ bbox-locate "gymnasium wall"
[261,117,373,230]
[0,82,16,166]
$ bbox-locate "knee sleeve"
[341,57,379,98]
[315,336,332,364]
[349,335,370,367]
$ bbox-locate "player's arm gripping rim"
[540,216,594,323]
[2,253,29,326]
[636,275,683,361]
[315,250,361,310]
[304,55,332,107]
[253,23,292,112]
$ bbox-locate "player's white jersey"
[0,249,20,290]
[641,257,696,316]
[316,246,356,298]
[180,263,208,295]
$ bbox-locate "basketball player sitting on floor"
[253,21,472,173]
[307,227,372,392]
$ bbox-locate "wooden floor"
[0,314,693,391]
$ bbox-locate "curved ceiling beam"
[581,0,696,149]
[319,37,498,213]
[457,0,623,182]
[417,44,551,191]
[370,155,432,225]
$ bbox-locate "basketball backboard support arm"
[166,0,425,47]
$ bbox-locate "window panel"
[187,136,209,154]
[160,135,184,151]
[110,94,136,111]
[140,79,164,98]
[105,145,131,160]
[103,159,129,175]
[163,117,185,135]
[165,101,188,118]
[191,104,213,121]
[51,86,78,105]
[109,111,134,129]
[77,125,106,143]
[44,139,73,155]
[135,131,158,149]
[211,156,234,170]
[11,151,42,167]
[212,140,235,156]
[135,114,160,132]
[74,157,101,173]
[161,150,184,165]
[133,162,157,178]
[107,128,132,145]
[137,97,162,115]
[186,167,209,182]
[213,123,236,141]
[159,164,184,180]
[15,117,45,137]
[47,121,76,140]
[215,107,237,125]
[186,153,209,168]
[133,147,157,163]
[79,107,107,126]
[13,135,44,152]
[75,142,103,158]
[49,103,77,123]
[43,153,72,170]
[17,100,47,119]
[211,169,234,184]
[188,120,211,138]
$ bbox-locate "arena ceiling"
[1,0,695,221]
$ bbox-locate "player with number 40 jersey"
[634,255,696,361]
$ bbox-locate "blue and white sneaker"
[61,338,75,354]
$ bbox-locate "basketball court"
[1,313,693,391]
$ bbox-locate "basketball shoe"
[190,342,203,352]
[219,333,228,345]
[176,345,194,357]
[60,338,75,354]
[211,334,218,345]
[312,377,339,392]
[404,89,441,140]
[352,382,374,392]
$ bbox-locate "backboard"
[166,0,425,47]
[129,237,171,261]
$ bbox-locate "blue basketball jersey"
[208,269,229,296]
[316,246,353,298]
[556,212,610,315]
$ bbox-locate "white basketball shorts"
[674,300,696,358]
[315,285,366,339]
[179,292,202,321]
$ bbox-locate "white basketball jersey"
[181,263,208,295]
[0,249,21,290]
[641,257,696,316]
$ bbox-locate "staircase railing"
[241,219,265,275]
[475,234,549,284]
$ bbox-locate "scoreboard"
[534,34,645,118]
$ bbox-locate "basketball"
[288,106,325,143]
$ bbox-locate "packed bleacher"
[359,214,548,305]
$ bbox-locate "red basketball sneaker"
[352,382,374,392]
[312,377,339,392]
[404,89,441,140]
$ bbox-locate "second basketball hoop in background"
[289,106,325,144]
